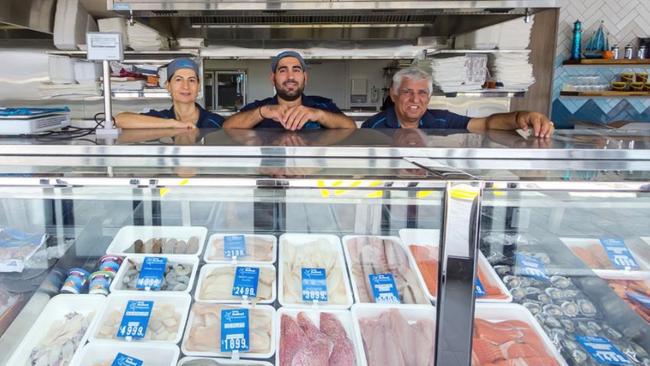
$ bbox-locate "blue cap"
[271,51,307,72]
[166,57,199,81]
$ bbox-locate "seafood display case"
[0,131,648,366]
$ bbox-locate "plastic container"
[195,263,276,304]
[7,294,106,366]
[474,303,568,366]
[106,226,208,257]
[278,234,354,309]
[178,357,272,366]
[275,308,363,366]
[342,235,429,305]
[351,303,437,366]
[89,292,191,344]
[110,255,199,294]
[71,341,180,366]
[204,233,277,265]
[181,303,276,359]
[399,229,511,303]
[561,237,648,279]
[0,229,47,273]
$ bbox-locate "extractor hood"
[0,0,56,38]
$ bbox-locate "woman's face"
[167,68,199,104]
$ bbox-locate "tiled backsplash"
[551,0,650,127]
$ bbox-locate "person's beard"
[275,79,304,102]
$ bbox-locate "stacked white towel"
[416,55,487,93]
[490,53,535,89]
[39,83,101,99]
[127,22,169,51]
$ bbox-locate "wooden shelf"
[560,90,650,97]
[563,59,650,66]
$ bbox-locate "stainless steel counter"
[1,128,650,160]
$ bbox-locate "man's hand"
[515,111,554,138]
[260,104,291,125]
[281,105,323,131]
[171,120,196,129]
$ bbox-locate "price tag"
[136,257,167,290]
[224,235,247,259]
[626,291,650,311]
[220,309,250,353]
[515,254,550,281]
[599,238,640,270]
[369,273,401,304]
[111,353,143,366]
[576,336,631,365]
[475,278,486,297]
[301,268,328,302]
[117,300,153,340]
[232,266,260,298]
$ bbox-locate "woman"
[115,58,224,129]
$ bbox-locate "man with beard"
[362,67,554,138]
[224,51,355,130]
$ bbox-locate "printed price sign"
[515,254,550,281]
[221,309,250,353]
[600,238,640,270]
[475,278,486,297]
[111,353,143,366]
[369,273,401,304]
[224,235,247,258]
[117,300,153,340]
[232,266,260,298]
[301,268,328,302]
[136,257,167,290]
[576,336,631,365]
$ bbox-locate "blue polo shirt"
[142,103,224,128]
[361,106,471,129]
[240,95,343,129]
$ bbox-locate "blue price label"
[116,300,153,340]
[626,291,650,311]
[224,235,247,258]
[515,254,550,281]
[232,266,260,298]
[576,336,631,365]
[136,257,167,290]
[111,353,143,366]
[221,309,250,353]
[599,238,640,270]
[369,273,401,304]
[301,268,328,302]
[475,278,486,297]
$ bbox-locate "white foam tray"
[7,294,106,366]
[106,226,208,257]
[399,229,512,303]
[178,357,272,366]
[181,303,276,359]
[71,341,180,366]
[88,292,191,344]
[204,233,277,265]
[561,237,650,279]
[275,308,363,366]
[475,303,568,366]
[195,263,277,304]
[278,233,354,309]
[110,255,199,294]
[350,303,437,366]
[342,235,430,305]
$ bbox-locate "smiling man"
[224,51,355,130]
[362,67,554,138]
[115,58,224,129]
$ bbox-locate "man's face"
[390,77,431,125]
[272,57,306,101]
[167,68,199,104]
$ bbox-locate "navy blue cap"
[166,57,199,81]
[271,51,307,72]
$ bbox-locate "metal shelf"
[563,59,650,66]
[46,50,199,57]
[425,49,530,57]
[433,89,526,98]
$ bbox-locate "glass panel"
[476,188,650,366]
[0,181,444,365]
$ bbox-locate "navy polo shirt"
[361,106,471,130]
[142,103,224,128]
[240,95,343,129]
